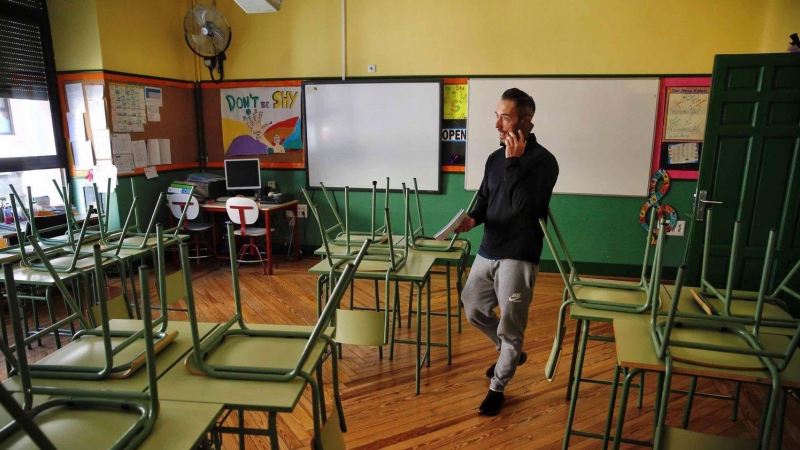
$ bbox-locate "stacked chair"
[303,185,409,351]
[606,232,800,449]
[692,209,798,332]
[317,179,390,245]
[541,209,697,448]
[180,223,370,450]
[404,178,473,335]
[0,260,160,449]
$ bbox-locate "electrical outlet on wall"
[297,204,307,218]
[267,181,277,189]
[667,220,686,237]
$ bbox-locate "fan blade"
[207,27,229,51]
[189,34,217,57]
[194,6,208,27]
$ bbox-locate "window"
[0,99,12,134]
[0,0,66,173]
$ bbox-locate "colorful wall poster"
[442,84,467,166]
[220,87,302,156]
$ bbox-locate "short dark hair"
[501,88,535,119]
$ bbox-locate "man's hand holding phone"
[505,119,530,158]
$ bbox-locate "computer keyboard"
[216,196,257,202]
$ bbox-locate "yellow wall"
[47,0,103,72]
[94,0,195,80]
[48,0,796,80]
[344,0,767,76]
[760,0,800,53]
[201,0,341,80]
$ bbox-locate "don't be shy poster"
[220,87,302,159]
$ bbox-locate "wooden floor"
[3,257,799,449]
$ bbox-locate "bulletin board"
[57,72,200,180]
[650,77,712,179]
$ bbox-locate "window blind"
[0,0,65,171]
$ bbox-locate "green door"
[687,53,800,313]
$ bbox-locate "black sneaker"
[485,351,528,378]
[478,389,505,416]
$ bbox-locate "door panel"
[689,53,800,314]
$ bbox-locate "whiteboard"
[304,81,442,192]
[465,78,659,196]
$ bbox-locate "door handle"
[695,190,721,221]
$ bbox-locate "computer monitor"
[224,158,262,194]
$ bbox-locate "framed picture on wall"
[651,78,711,180]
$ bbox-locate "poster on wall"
[663,86,709,141]
[220,87,302,157]
[442,84,467,166]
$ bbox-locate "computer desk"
[199,200,299,275]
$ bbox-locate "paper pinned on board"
[65,83,86,113]
[132,140,148,168]
[146,139,161,165]
[84,84,104,101]
[71,141,94,170]
[93,164,118,192]
[66,112,86,142]
[144,166,158,179]
[113,154,135,174]
[146,105,161,122]
[110,133,132,155]
[144,86,163,107]
[159,139,171,164]
[434,209,468,241]
[92,129,112,159]
[87,100,107,130]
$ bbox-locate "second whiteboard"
[465,78,659,197]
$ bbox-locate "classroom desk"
[2,320,218,393]
[157,324,334,450]
[199,200,299,275]
[610,313,800,449]
[0,395,222,450]
[308,250,440,394]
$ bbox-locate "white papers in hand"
[434,209,468,241]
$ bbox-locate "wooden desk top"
[308,249,437,282]
[0,396,222,450]
[157,324,326,412]
[2,321,218,393]
[199,199,298,212]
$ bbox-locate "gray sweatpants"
[462,255,539,392]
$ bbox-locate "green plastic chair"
[541,208,664,381]
[11,233,178,380]
[94,180,190,251]
[407,177,476,253]
[696,208,798,330]
[303,185,409,349]
[182,232,370,450]
[0,261,160,449]
[317,178,390,245]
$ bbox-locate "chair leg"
[563,320,590,450]
[566,319,582,401]
[194,234,201,268]
[681,376,698,429]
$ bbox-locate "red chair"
[225,197,269,275]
